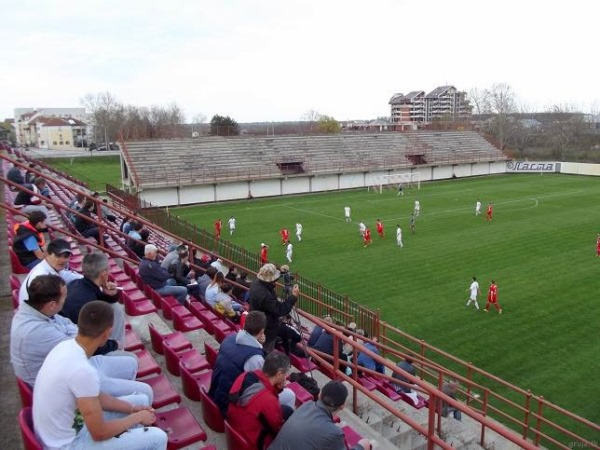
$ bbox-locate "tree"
[544,105,587,161]
[483,83,518,150]
[302,109,320,133]
[210,115,240,136]
[468,88,487,116]
[317,115,341,134]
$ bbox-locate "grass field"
[44,155,122,192]
[170,174,600,426]
[47,156,599,428]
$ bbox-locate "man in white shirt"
[466,276,481,310]
[18,238,83,305]
[358,221,366,237]
[286,242,293,263]
[475,200,482,216]
[295,222,303,241]
[344,206,351,222]
[228,216,236,235]
[33,300,167,450]
[396,225,403,248]
[414,200,421,217]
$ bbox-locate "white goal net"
[368,172,421,194]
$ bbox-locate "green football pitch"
[171,174,600,425]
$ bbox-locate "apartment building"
[389,85,471,128]
[14,107,88,148]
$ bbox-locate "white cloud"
[2,0,599,122]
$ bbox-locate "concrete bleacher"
[124,131,506,189]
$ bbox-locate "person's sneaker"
[484,309,488,312]
[499,309,503,314]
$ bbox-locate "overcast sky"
[2,0,598,123]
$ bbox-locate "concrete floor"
[0,185,24,449]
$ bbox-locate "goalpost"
[368,172,421,194]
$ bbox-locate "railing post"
[522,390,532,440]
[466,362,473,407]
[534,396,544,447]
[479,388,489,447]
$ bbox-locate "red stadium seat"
[180,365,212,401]
[16,378,33,408]
[224,420,253,450]
[144,374,182,408]
[124,328,144,352]
[148,323,192,355]
[18,407,42,450]
[286,381,313,407]
[154,406,207,450]
[135,349,162,378]
[199,387,225,432]
[164,346,210,376]
[172,306,204,332]
[10,274,21,290]
[203,342,218,368]
[122,290,157,316]
[10,248,30,274]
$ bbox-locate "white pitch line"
[282,204,346,222]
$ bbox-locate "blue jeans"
[158,280,188,304]
[91,352,153,404]
[70,394,167,449]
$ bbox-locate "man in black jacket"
[248,263,299,353]
[60,252,125,353]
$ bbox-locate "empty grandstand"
[121,131,508,206]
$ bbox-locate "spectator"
[139,244,188,304]
[269,380,372,450]
[210,257,229,276]
[205,271,225,309]
[32,301,167,449]
[196,266,217,299]
[441,380,462,421]
[215,282,243,318]
[356,332,384,375]
[67,192,85,224]
[209,311,267,416]
[132,228,151,259]
[120,215,135,235]
[6,160,25,186]
[227,351,292,450]
[167,248,200,298]
[307,314,332,347]
[277,314,305,357]
[248,263,299,353]
[18,238,83,304]
[226,264,237,282]
[13,177,49,215]
[232,270,251,301]
[127,221,143,243]
[279,265,294,296]
[10,275,152,401]
[12,210,47,269]
[24,163,37,184]
[60,252,126,353]
[73,199,101,242]
[101,198,117,222]
[161,243,185,270]
[310,321,351,376]
[392,356,417,394]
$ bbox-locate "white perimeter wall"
[137,160,554,207]
[560,162,600,176]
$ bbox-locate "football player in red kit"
[376,219,384,238]
[280,228,290,245]
[484,280,502,314]
[363,228,372,247]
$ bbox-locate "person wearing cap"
[248,263,299,353]
[18,238,83,305]
[139,244,189,304]
[269,380,372,450]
